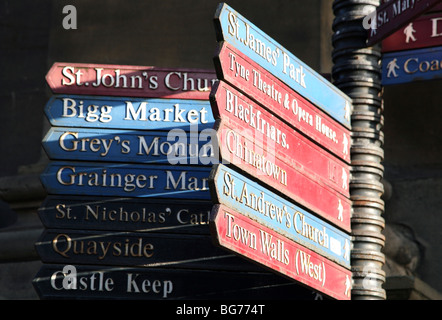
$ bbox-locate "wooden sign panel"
[214,42,351,162]
[33,264,321,300]
[382,45,442,85]
[382,12,442,52]
[44,95,214,131]
[40,161,211,200]
[214,3,352,129]
[210,204,352,300]
[209,164,351,267]
[42,127,217,166]
[367,0,440,46]
[38,195,212,234]
[46,62,217,100]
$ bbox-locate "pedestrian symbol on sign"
[386,58,400,78]
[404,23,417,43]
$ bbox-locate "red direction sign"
[216,120,350,199]
[382,12,442,52]
[212,81,351,200]
[210,204,352,300]
[366,0,441,46]
[214,42,351,162]
[46,62,217,99]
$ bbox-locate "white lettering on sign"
[251,69,282,104]
[225,212,257,250]
[315,115,338,143]
[221,171,339,251]
[259,229,290,265]
[431,17,442,37]
[294,212,329,248]
[164,72,216,92]
[224,211,289,265]
[62,5,77,30]
[404,57,442,74]
[126,273,173,297]
[224,89,289,150]
[176,209,210,226]
[84,205,171,224]
[55,129,215,165]
[392,0,418,18]
[54,203,209,226]
[62,98,113,123]
[60,66,216,92]
[282,53,306,88]
[222,171,290,226]
[55,166,208,193]
[295,250,326,285]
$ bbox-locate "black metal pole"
[331,0,386,300]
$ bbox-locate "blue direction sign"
[42,127,217,165]
[40,161,211,199]
[44,95,214,131]
[382,45,442,85]
[209,164,351,268]
[214,3,352,129]
[35,229,244,270]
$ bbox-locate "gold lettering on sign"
[52,233,154,260]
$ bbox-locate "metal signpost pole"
[332,0,386,299]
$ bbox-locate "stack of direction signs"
[365,0,442,85]
[380,2,442,85]
[33,62,219,299]
[33,62,324,300]
[208,3,353,300]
